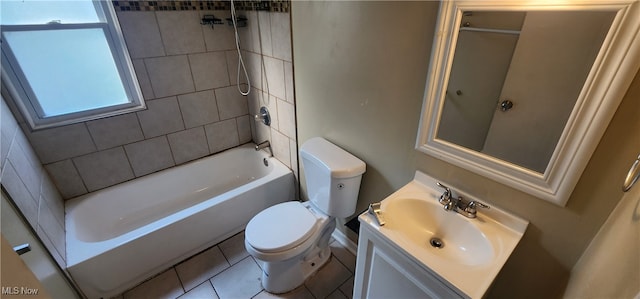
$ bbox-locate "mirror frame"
[416,0,640,206]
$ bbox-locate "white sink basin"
[384,197,494,266]
[359,171,528,298]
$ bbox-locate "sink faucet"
[255,141,273,157]
[436,182,452,206]
[436,182,489,218]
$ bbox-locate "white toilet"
[244,137,366,294]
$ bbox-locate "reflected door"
[482,11,615,173]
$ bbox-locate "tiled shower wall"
[242,11,297,177]
[1,96,66,268]
[7,6,294,200]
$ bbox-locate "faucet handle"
[465,201,490,213]
[436,182,450,192]
[436,182,451,199]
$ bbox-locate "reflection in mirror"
[417,0,640,206]
[437,11,615,173]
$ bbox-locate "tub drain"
[429,237,444,249]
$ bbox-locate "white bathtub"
[65,144,294,298]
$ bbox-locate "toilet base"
[261,246,332,294]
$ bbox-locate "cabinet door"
[367,247,443,298]
[354,228,464,299]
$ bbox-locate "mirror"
[417,0,640,206]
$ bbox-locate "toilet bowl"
[245,137,365,294]
[245,201,336,293]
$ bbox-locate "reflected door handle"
[500,100,514,111]
[623,154,640,192]
[13,243,31,255]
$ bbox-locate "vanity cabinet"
[353,219,466,299]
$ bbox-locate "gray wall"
[292,1,640,297]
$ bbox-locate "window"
[0,0,144,129]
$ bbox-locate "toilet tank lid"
[300,137,366,178]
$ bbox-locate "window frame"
[0,1,145,130]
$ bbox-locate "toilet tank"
[300,137,366,218]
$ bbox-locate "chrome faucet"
[255,141,273,156]
[436,182,489,218]
[436,182,455,211]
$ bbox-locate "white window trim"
[0,1,145,130]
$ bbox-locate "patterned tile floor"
[115,231,356,299]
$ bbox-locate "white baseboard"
[331,228,358,256]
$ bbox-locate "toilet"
[245,137,366,293]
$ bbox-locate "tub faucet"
[255,141,273,157]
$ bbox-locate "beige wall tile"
[257,12,273,57]
[73,147,135,192]
[132,59,155,100]
[137,97,185,138]
[124,136,175,177]
[189,52,230,91]
[1,163,39,228]
[87,113,144,150]
[1,98,18,167]
[225,51,250,87]
[40,175,64,225]
[239,12,261,54]
[44,160,87,199]
[202,11,235,52]
[178,90,220,129]
[277,98,295,139]
[264,57,286,100]
[25,123,97,164]
[1,125,15,171]
[145,55,195,98]
[37,199,65,262]
[36,223,67,269]
[157,11,206,55]
[271,13,292,62]
[215,86,249,120]
[243,51,264,91]
[236,116,252,144]
[7,138,43,200]
[168,127,210,165]
[284,61,295,103]
[270,129,291,168]
[205,119,240,154]
[117,11,165,59]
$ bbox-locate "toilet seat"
[245,202,319,253]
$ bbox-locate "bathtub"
[65,143,294,298]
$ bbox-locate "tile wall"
[1,96,67,269]
[8,7,294,200]
[0,0,294,287]
[242,11,297,176]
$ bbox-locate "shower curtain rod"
[459,26,521,35]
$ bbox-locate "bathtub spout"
[256,141,273,157]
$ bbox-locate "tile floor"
[116,231,357,299]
